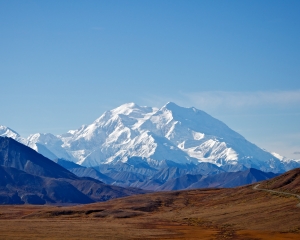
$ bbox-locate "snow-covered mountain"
[1,102,299,172]
[0,126,60,161]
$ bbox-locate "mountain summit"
[1,103,297,172]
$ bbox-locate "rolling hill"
[0,168,299,239]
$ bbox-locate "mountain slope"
[258,167,300,194]
[127,167,277,191]
[0,166,93,204]
[0,137,145,204]
[188,168,278,189]
[0,136,75,179]
[157,174,203,191]
[54,158,115,184]
[2,102,299,172]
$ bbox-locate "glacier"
[1,102,299,173]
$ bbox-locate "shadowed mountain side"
[157,174,203,191]
[106,171,148,185]
[150,167,188,183]
[96,158,158,177]
[134,168,277,191]
[96,161,224,184]
[55,157,277,191]
[53,158,83,169]
[88,162,225,190]
[65,177,147,202]
[188,168,278,189]
[0,137,147,204]
[0,166,93,204]
[0,137,75,179]
[148,163,224,182]
[0,165,146,204]
[54,158,211,188]
[119,168,277,191]
[185,162,224,175]
[54,158,114,184]
[69,168,115,185]
[259,167,300,194]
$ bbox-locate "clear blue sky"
[1,1,299,158]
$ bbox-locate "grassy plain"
[0,186,300,239]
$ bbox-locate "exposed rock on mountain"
[55,158,277,191]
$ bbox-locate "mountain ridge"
[0,137,146,204]
[1,102,299,172]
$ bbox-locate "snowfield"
[1,102,299,172]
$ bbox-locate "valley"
[1,182,300,239]
[1,102,299,194]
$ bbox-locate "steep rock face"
[1,102,299,172]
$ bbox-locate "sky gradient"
[1,1,299,159]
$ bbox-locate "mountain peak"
[111,102,141,115]
[163,102,181,110]
[119,102,138,108]
[162,102,199,115]
[3,102,297,172]
[0,125,20,139]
